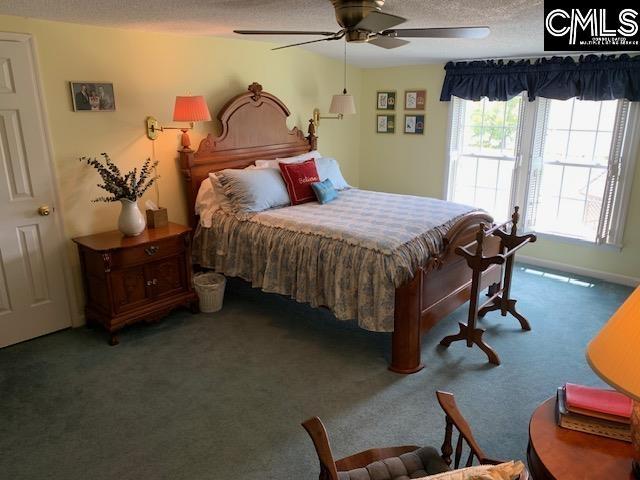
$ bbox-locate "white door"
[0,34,71,347]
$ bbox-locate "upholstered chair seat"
[337,446,450,480]
[302,391,517,480]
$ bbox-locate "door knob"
[38,205,51,216]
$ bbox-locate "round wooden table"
[527,397,635,479]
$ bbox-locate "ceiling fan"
[234,0,490,50]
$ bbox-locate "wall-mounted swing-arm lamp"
[146,95,212,149]
[313,88,357,125]
[313,42,356,127]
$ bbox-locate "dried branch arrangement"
[80,153,158,203]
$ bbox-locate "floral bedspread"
[193,189,475,332]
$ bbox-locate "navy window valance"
[440,54,640,102]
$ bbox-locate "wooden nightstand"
[528,397,635,479]
[73,223,198,345]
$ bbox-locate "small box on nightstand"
[146,207,168,228]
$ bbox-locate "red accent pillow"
[279,159,320,205]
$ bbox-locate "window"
[526,99,623,242]
[446,97,639,245]
[447,96,523,222]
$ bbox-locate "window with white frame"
[446,96,639,245]
[447,96,524,222]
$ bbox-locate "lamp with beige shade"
[586,286,640,479]
[313,42,356,126]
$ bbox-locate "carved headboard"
[179,82,318,227]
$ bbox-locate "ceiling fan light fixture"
[345,30,371,43]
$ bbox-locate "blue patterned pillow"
[311,178,338,204]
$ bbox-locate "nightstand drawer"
[110,236,184,268]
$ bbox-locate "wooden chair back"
[436,390,502,468]
[301,417,340,480]
[302,417,419,480]
[302,392,505,480]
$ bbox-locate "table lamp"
[586,286,640,478]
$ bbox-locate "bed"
[179,82,501,374]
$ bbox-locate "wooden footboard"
[390,212,501,374]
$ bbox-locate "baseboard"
[518,255,640,287]
[72,311,86,328]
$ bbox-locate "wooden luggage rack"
[440,207,537,365]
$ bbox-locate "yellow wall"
[0,13,637,324]
[360,65,449,197]
[0,15,362,320]
[360,64,640,282]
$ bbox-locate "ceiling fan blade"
[271,36,339,51]
[368,36,410,49]
[234,30,337,36]
[355,11,406,32]
[384,27,491,39]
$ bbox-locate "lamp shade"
[172,96,212,122]
[586,286,640,401]
[329,94,356,115]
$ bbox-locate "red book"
[565,383,633,422]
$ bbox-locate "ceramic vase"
[118,199,146,236]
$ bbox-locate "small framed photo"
[70,82,116,112]
[404,90,426,110]
[404,115,425,134]
[376,114,395,134]
[377,91,396,110]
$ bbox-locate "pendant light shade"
[329,93,356,115]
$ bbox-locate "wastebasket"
[193,272,226,313]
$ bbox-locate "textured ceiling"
[0,0,550,67]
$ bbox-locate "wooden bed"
[179,82,501,374]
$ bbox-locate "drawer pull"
[145,245,159,256]
[146,278,158,286]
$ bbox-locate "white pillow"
[195,173,228,228]
[315,157,350,190]
[216,167,290,216]
[254,150,322,169]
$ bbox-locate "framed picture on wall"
[404,115,425,134]
[376,91,396,110]
[377,114,395,133]
[70,82,116,112]
[404,90,426,110]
